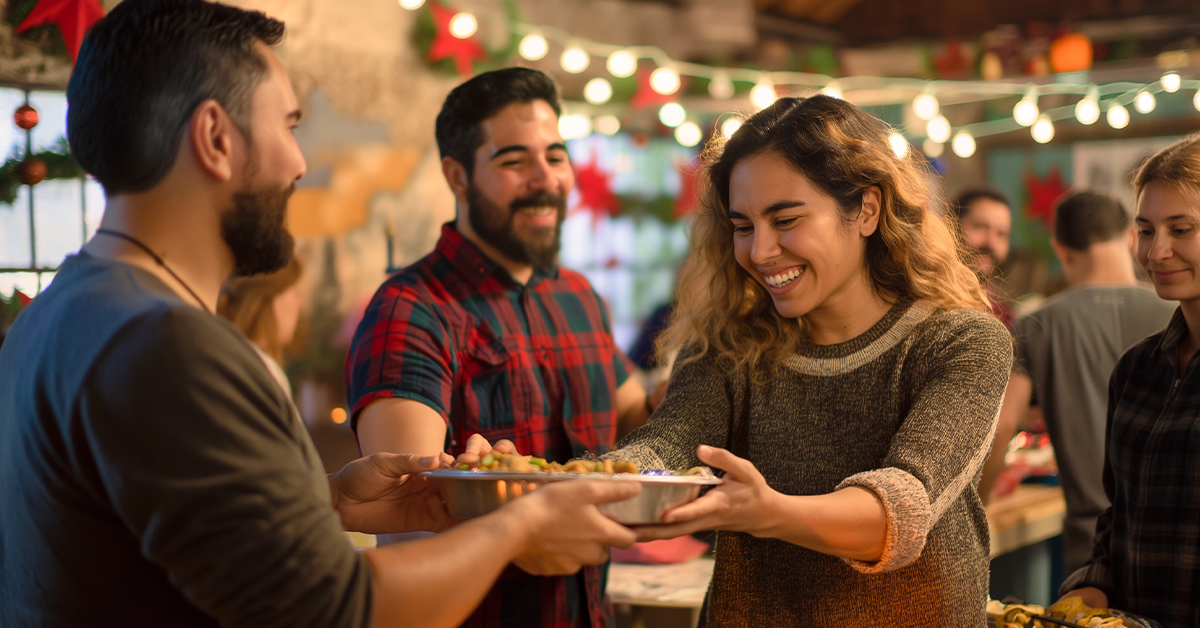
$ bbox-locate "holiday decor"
[573,158,621,221]
[12,0,105,64]
[1049,33,1093,74]
[412,0,519,77]
[13,105,39,130]
[425,1,487,77]
[16,157,47,186]
[1023,167,1069,226]
[0,138,84,204]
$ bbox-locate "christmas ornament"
[14,105,39,130]
[17,157,48,186]
[573,157,621,221]
[426,1,487,77]
[14,0,106,64]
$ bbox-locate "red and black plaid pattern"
[346,223,631,628]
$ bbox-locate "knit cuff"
[1059,561,1114,599]
[836,467,932,574]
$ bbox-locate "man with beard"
[347,67,656,628]
[0,3,639,627]
[954,188,1014,327]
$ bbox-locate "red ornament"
[14,105,39,130]
[630,70,678,110]
[573,155,621,222]
[426,1,487,77]
[14,0,106,64]
[1024,167,1068,226]
[17,157,48,186]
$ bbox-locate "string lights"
[406,8,1200,153]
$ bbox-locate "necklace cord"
[94,228,212,314]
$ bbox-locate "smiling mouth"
[764,267,803,288]
[518,206,557,217]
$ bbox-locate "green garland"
[0,137,85,205]
[412,0,520,76]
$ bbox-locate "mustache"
[509,191,567,214]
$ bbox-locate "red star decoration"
[13,289,32,307]
[426,1,487,77]
[932,39,970,79]
[674,157,701,219]
[14,0,105,64]
[630,70,679,110]
[1024,167,1069,226]
[573,156,621,222]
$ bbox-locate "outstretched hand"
[635,445,778,542]
[510,479,641,575]
[330,451,456,535]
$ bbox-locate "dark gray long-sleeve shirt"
[0,253,372,627]
[610,302,1012,627]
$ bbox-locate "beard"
[221,174,296,277]
[466,182,567,269]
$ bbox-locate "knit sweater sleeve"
[606,347,735,471]
[836,310,1012,574]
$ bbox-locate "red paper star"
[427,1,487,77]
[674,158,701,219]
[630,70,678,110]
[574,157,621,222]
[1024,167,1069,226]
[15,0,105,64]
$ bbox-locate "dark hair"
[1054,191,1129,250]
[661,95,987,376]
[67,0,284,195]
[953,188,1011,221]
[434,67,561,178]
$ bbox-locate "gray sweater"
[612,301,1012,626]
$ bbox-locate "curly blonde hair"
[658,95,989,376]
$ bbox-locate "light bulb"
[1162,73,1181,93]
[1075,96,1099,125]
[1013,97,1039,127]
[951,131,976,158]
[1107,103,1129,129]
[675,121,702,147]
[518,33,548,61]
[1194,91,1200,112]
[720,117,742,137]
[913,93,939,120]
[658,102,686,128]
[1031,114,1054,143]
[1134,91,1156,114]
[650,67,681,95]
[594,115,621,136]
[584,78,613,105]
[750,79,776,110]
[922,139,944,158]
[888,132,908,159]
[398,0,425,9]
[558,114,592,140]
[448,13,477,39]
[709,70,734,100]
[926,115,951,144]
[560,46,590,74]
[821,83,843,99]
[606,50,637,78]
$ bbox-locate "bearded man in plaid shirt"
[345,67,658,628]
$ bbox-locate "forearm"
[615,400,650,441]
[364,508,529,628]
[759,486,887,562]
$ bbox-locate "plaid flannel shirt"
[346,223,632,628]
[1061,307,1200,627]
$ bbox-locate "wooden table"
[985,484,1066,558]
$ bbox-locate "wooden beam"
[773,0,826,19]
[809,0,868,23]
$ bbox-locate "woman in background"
[218,257,303,399]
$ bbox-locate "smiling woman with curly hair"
[608,95,1012,626]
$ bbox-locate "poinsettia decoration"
[573,156,621,221]
[1024,167,1069,226]
[425,1,487,77]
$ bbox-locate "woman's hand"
[455,433,519,466]
[635,445,780,542]
[330,451,456,534]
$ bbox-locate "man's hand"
[1058,587,1109,609]
[455,433,519,466]
[505,480,640,575]
[330,451,456,534]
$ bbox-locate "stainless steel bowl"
[422,470,721,525]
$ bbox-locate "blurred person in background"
[218,256,303,399]
[0,2,639,627]
[977,191,1175,576]
[1060,134,1200,626]
[346,66,656,628]
[955,188,1014,327]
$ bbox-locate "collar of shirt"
[1154,306,1189,371]
[435,222,560,291]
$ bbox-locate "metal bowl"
[422,469,721,525]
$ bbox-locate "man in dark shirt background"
[0,2,638,627]
[954,188,1015,327]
